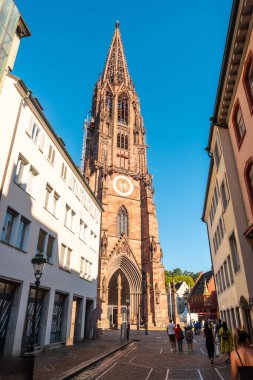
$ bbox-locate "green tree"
[164,268,199,289]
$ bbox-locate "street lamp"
[125,296,130,340]
[27,253,46,353]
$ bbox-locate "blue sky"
[15,0,232,273]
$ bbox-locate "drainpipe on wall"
[0,89,31,201]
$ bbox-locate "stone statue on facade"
[101,275,107,303]
[101,231,108,258]
[155,282,161,304]
[150,236,157,260]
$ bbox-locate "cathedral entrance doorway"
[108,269,130,328]
[104,254,142,328]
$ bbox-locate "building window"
[118,93,128,125]
[215,273,220,294]
[15,155,28,188]
[14,155,39,197]
[37,229,55,263]
[117,133,128,150]
[229,232,240,273]
[232,101,246,147]
[218,270,223,292]
[48,145,55,165]
[213,137,222,169]
[59,244,72,271]
[224,260,230,288]
[64,204,70,226]
[37,229,47,254]
[117,206,128,236]
[79,220,87,242]
[1,207,18,244]
[0,1,20,77]
[227,255,234,284]
[44,184,59,217]
[26,166,38,197]
[243,50,253,113]
[45,184,53,210]
[46,235,55,263]
[221,265,226,291]
[16,216,30,251]
[220,176,230,211]
[90,231,97,251]
[61,163,67,181]
[80,257,85,278]
[244,158,253,215]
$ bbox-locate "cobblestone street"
[32,329,231,380]
[73,330,230,380]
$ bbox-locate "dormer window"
[243,51,253,114]
[232,100,246,148]
[118,93,128,125]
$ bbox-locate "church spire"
[102,21,130,86]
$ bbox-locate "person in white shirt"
[168,319,176,352]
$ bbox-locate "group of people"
[167,319,193,353]
[167,318,253,379]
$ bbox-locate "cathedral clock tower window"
[118,93,128,125]
[117,206,128,236]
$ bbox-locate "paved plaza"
[72,330,230,380]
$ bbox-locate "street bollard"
[121,322,127,340]
[145,322,148,335]
[126,322,130,340]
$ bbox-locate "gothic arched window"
[106,91,113,117]
[117,133,121,148]
[117,206,128,236]
[125,135,128,150]
[121,134,124,149]
[118,93,128,125]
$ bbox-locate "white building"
[167,281,189,321]
[0,73,102,356]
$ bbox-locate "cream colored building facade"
[0,73,102,356]
[203,125,252,334]
[203,0,253,338]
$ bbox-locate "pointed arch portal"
[106,255,142,326]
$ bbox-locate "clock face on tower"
[113,175,133,197]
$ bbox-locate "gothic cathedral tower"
[83,22,167,327]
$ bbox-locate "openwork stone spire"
[102,21,130,86]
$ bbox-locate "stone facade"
[83,22,167,327]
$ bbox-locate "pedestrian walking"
[219,321,233,363]
[203,321,215,364]
[167,319,176,352]
[175,324,184,352]
[185,326,193,353]
[231,328,253,379]
[216,319,222,341]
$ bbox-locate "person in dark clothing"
[231,328,253,380]
[204,321,215,364]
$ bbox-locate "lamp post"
[27,253,46,353]
[125,296,130,340]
